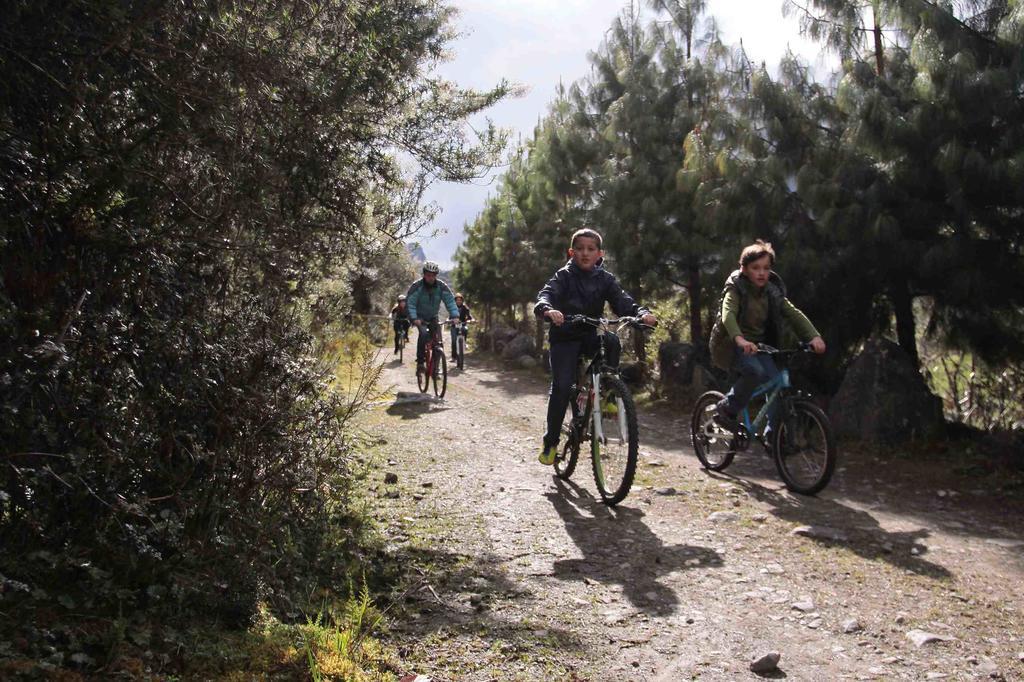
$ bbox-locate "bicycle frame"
[569,317,640,447]
[739,368,791,437]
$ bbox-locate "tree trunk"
[485,304,494,352]
[873,2,885,77]
[688,264,702,343]
[891,281,918,366]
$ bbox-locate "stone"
[842,619,863,633]
[906,630,954,647]
[501,333,536,361]
[384,472,399,484]
[749,651,781,673]
[829,337,944,444]
[790,525,849,542]
[517,355,538,370]
[791,597,815,612]
[658,342,698,396]
[655,487,678,496]
[708,511,740,523]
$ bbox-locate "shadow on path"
[709,473,954,579]
[384,392,451,421]
[545,479,723,617]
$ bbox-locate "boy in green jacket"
[709,240,826,431]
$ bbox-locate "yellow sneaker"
[601,396,618,416]
[538,443,558,466]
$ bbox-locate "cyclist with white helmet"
[390,294,411,354]
[449,292,474,362]
[406,261,460,374]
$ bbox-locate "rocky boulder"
[658,342,722,398]
[501,333,537,362]
[829,337,944,444]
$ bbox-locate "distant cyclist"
[450,292,475,362]
[406,261,459,375]
[390,294,411,354]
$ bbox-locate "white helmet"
[422,261,440,274]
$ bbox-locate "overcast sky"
[416,0,836,268]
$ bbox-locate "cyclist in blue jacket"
[406,261,460,375]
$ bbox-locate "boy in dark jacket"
[534,228,656,465]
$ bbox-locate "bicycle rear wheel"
[773,399,836,495]
[591,375,638,506]
[555,400,583,480]
[690,391,736,471]
[433,352,447,398]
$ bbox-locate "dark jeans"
[394,319,410,349]
[415,319,439,364]
[543,333,622,447]
[722,346,780,427]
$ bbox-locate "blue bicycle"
[690,344,837,495]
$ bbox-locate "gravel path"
[361,348,1024,681]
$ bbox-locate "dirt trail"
[361,348,1024,681]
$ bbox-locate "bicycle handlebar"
[565,314,655,332]
[756,342,813,356]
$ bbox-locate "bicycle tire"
[591,375,638,506]
[457,336,465,370]
[555,399,583,479]
[690,390,736,471]
[417,349,430,393]
[773,399,836,495]
[433,352,447,398]
[397,337,404,364]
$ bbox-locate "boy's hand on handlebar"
[545,309,565,326]
[641,313,657,327]
[735,336,758,355]
[413,319,422,327]
[809,336,826,354]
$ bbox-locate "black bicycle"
[554,315,652,506]
[690,344,837,495]
[455,320,471,370]
[415,319,450,398]
[395,321,410,364]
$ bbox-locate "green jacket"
[709,269,819,370]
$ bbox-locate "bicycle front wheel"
[398,337,404,364]
[690,391,736,471]
[773,399,836,495]
[417,351,430,393]
[433,352,447,398]
[457,336,465,370]
[591,375,638,506]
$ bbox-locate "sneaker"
[713,401,739,432]
[538,443,558,466]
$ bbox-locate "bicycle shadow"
[384,392,450,421]
[707,472,953,579]
[545,479,723,617]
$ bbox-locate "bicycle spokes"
[591,377,638,505]
[773,400,836,495]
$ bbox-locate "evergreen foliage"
[454,0,1024,397]
[0,0,508,642]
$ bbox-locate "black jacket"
[534,259,648,343]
